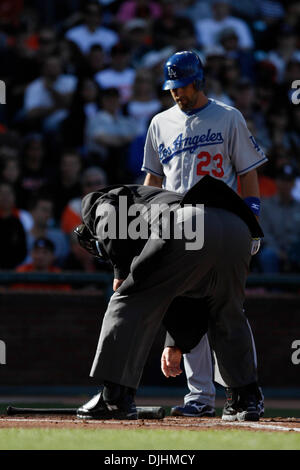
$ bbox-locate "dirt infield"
[1,397,300,434]
[1,414,300,433]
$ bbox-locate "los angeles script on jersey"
[158,129,224,163]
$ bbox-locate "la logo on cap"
[168,66,177,78]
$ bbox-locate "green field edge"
[0,428,300,450]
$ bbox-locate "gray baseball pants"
[90,207,257,390]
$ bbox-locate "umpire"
[75,175,263,421]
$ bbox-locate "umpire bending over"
[75,175,263,422]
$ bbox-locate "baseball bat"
[6,405,165,420]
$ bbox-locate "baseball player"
[142,51,267,419]
[75,176,263,421]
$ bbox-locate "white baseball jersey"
[142,99,268,194]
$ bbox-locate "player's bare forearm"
[239,169,260,199]
[143,172,163,188]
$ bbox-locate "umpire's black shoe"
[222,383,262,422]
[236,383,261,422]
[257,386,265,418]
[236,394,260,422]
[221,388,240,422]
[77,383,137,420]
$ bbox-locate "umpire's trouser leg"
[90,285,173,389]
[206,210,258,388]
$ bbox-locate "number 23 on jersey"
[197,151,224,178]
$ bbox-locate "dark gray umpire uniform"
[80,176,263,397]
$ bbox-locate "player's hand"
[251,238,261,256]
[161,347,182,378]
[113,279,124,291]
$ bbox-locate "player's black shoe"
[77,382,137,420]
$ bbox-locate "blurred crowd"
[0,0,300,285]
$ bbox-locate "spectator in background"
[126,71,161,138]
[170,18,200,54]
[46,150,82,223]
[258,164,300,273]
[195,0,254,49]
[254,2,285,53]
[116,0,162,24]
[31,0,81,27]
[36,27,59,62]
[266,105,291,150]
[94,43,136,104]
[254,65,276,116]
[0,181,28,269]
[281,1,300,36]
[204,45,226,79]
[0,133,21,161]
[231,0,262,19]
[219,57,241,100]
[125,71,161,179]
[122,19,152,68]
[151,1,195,50]
[0,28,41,122]
[23,55,77,133]
[195,0,254,50]
[0,178,33,231]
[24,195,69,267]
[233,79,270,148]
[62,78,101,150]
[203,46,234,106]
[14,237,71,291]
[85,88,137,182]
[80,44,106,78]
[0,156,23,207]
[61,166,107,235]
[267,26,300,82]
[65,1,119,55]
[219,27,255,80]
[58,37,85,76]
[19,133,49,210]
[177,0,213,23]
